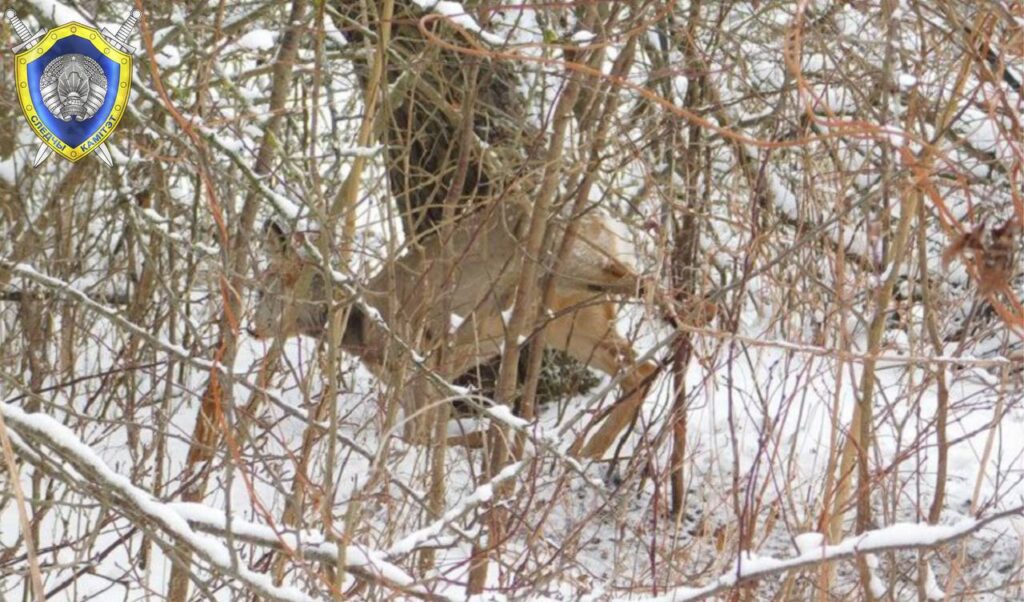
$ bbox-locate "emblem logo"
[5,9,139,167]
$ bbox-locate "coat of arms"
[5,9,139,167]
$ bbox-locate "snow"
[234,28,277,51]
[484,404,530,429]
[447,383,474,397]
[324,13,349,48]
[337,144,383,158]
[768,171,799,219]
[897,72,918,89]
[156,45,182,69]
[448,417,486,436]
[751,60,784,88]
[867,557,886,596]
[0,404,321,602]
[413,0,506,45]
[133,206,219,256]
[24,0,86,25]
[0,156,15,185]
[4,2,1023,599]
[9,264,191,357]
[571,30,596,44]
[623,516,1015,602]
[793,532,825,554]
[388,461,523,558]
[962,114,1003,154]
[923,562,945,599]
[169,503,430,594]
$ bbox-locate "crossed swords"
[5,9,140,167]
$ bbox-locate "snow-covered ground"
[1,0,1022,600]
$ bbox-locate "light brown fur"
[250,204,661,458]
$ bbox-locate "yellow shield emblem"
[14,21,132,163]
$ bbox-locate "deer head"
[249,219,330,340]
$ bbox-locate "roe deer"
[249,202,680,458]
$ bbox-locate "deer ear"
[262,218,290,257]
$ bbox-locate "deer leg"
[572,338,657,459]
[547,299,658,459]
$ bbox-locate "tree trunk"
[333,1,529,238]
[332,0,590,404]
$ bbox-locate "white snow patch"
[413,0,506,45]
[485,404,530,429]
[897,72,917,89]
[0,404,320,602]
[923,562,945,600]
[24,0,86,24]
[794,532,825,554]
[235,28,278,51]
[0,155,16,185]
[571,30,596,44]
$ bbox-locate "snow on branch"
[129,82,302,219]
[387,461,523,558]
[2,262,308,412]
[25,0,87,25]
[336,144,384,158]
[2,264,627,577]
[170,503,449,601]
[0,261,432,511]
[622,508,1024,602]
[0,403,320,602]
[413,0,505,45]
[1,402,450,601]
